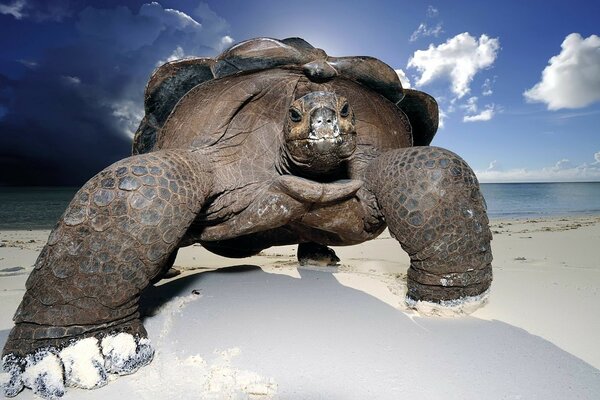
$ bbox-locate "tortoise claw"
[1,355,24,398]
[1,333,154,399]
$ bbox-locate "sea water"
[0,187,78,230]
[480,182,600,219]
[1,183,599,229]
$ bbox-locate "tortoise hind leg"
[365,146,492,314]
[2,150,212,398]
[297,242,340,266]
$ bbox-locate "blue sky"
[0,0,599,184]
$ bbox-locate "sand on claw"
[1,355,25,398]
[1,332,154,399]
[22,351,65,399]
[405,289,490,317]
[59,338,107,389]
[101,333,154,375]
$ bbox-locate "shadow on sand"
[137,265,600,399]
[2,265,599,399]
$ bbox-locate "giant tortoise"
[1,37,492,398]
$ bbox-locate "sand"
[1,215,599,399]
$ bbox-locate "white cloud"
[553,158,573,171]
[460,96,496,122]
[163,6,200,27]
[482,77,494,96]
[221,35,234,48]
[61,75,81,85]
[0,0,71,21]
[408,32,500,99]
[476,153,600,182]
[194,2,230,38]
[444,96,457,113]
[409,23,444,42]
[462,96,479,114]
[111,99,145,139]
[216,35,235,53]
[487,160,501,171]
[18,59,38,69]
[0,0,26,19]
[427,5,439,18]
[463,106,495,122]
[139,2,201,29]
[438,107,447,129]
[394,69,412,89]
[555,109,600,120]
[155,46,186,67]
[524,33,600,110]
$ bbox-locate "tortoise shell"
[133,37,438,155]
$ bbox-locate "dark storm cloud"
[0,0,74,22]
[0,1,232,185]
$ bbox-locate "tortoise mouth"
[284,131,357,175]
[286,132,356,159]
[306,128,343,144]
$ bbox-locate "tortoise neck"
[277,142,353,183]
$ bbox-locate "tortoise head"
[283,91,357,175]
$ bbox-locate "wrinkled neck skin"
[276,141,354,183]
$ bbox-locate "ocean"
[1,183,599,230]
[481,182,600,219]
[0,187,78,230]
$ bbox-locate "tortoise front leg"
[1,150,212,398]
[365,146,493,313]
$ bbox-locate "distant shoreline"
[1,183,600,230]
[480,181,600,184]
[2,181,600,188]
[486,210,600,220]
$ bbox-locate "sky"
[0,0,599,185]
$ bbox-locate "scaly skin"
[365,146,493,303]
[3,149,212,358]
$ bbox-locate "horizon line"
[2,180,600,188]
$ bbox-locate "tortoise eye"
[340,102,350,117]
[289,108,302,123]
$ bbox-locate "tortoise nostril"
[326,119,332,123]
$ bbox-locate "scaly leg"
[2,150,212,398]
[365,147,492,313]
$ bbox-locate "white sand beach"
[1,216,600,399]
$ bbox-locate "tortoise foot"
[1,320,153,399]
[405,265,492,316]
[297,242,340,266]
